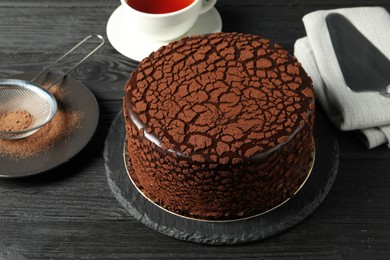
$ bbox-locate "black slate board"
[104,110,339,245]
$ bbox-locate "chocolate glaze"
[123,32,315,220]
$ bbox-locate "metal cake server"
[326,13,390,95]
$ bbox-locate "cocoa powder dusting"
[0,110,34,132]
[128,32,314,163]
[0,85,83,159]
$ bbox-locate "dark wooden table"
[1,0,389,259]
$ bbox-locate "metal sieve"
[0,34,104,139]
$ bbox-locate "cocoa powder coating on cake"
[124,32,315,220]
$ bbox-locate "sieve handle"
[31,34,105,89]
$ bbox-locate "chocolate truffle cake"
[123,32,315,220]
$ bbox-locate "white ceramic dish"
[106,5,222,62]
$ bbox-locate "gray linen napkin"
[294,7,390,148]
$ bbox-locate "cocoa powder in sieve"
[0,85,83,159]
[0,110,34,132]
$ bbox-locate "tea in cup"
[120,0,217,42]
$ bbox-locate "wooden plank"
[0,0,389,258]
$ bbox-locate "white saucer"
[106,5,223,62]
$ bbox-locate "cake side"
[123,32,315,220]
[124,101,314,219]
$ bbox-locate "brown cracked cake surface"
[124,32,315,220]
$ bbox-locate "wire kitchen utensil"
[0,34,104,140]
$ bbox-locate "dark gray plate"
[104,109,339,245]
[0,72,99,178]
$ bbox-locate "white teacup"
[120,0,217,42]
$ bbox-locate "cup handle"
[200,0,217,15]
